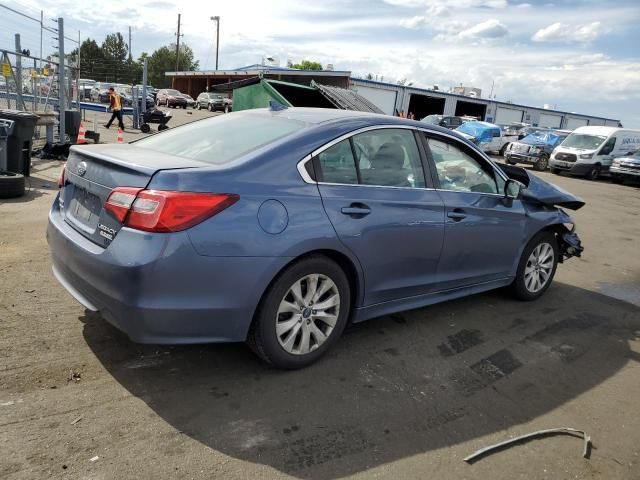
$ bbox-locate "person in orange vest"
[104,87,125,130]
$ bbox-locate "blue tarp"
[456,121,501,143]
[521,132,564,147]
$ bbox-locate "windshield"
[167,89,181,95]
[134,112,308,165]
[562,133,607,150]
[421,115,442,124]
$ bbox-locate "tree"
[365,73,373,80]
[291,60,322,70]
[102,33,128,63]
[147,44,199,88]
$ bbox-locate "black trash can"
[65,110,81,137]
[0,109,39,177]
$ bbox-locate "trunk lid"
[61,144,208,247]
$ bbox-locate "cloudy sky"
[4,0,640,126]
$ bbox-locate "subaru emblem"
[77,161,87,177]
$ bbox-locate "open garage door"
[565,117,588,130]
[454,100,487,120]
[408,94,445,120]
[495,107,524,124]
[538,113,562,128]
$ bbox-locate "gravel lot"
[1,118,640,479]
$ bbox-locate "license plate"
[71,189,101,225]
[556,161,570,167]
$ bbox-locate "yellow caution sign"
[31,69,37,78]
[43,66,49,76]
[1,63,11,77]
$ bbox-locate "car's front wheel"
[248,256,351,369]
[534,154,549,171]
[511,231,559,301]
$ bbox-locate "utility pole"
[211,16,220,70]
[142,57,148,114]
[57,17,66,145]
[175,13,182,72]
[15,34,24,110]
[128,26,132,60]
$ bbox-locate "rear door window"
[352,129,426,188]
[316,140,358,184]
[312,128,427,189]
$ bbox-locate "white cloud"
[458,19,509,39]
[386,0,507,7]
[532,21,604,43]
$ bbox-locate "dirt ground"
[1,124,640,479]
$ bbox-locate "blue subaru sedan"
[47,107,584,369]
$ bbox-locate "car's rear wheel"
[534,154,549,171]
[248,256,351,369]
[207,103,213,112]
[500,144,509,157]
[511,231,558,301]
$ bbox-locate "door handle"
[341,204,371,217]
[447,209,467,221]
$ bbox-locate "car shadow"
[80,282,640,479]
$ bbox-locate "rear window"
[134,113,307,165]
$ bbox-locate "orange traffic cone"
[76,121,87,144]
[116,128,124,144]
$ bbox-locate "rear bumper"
[47,197,290,344]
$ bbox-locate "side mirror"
[505,179,525,199]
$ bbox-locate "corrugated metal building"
[167,64,351,98]
[350,77,621,128]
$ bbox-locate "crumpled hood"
[497,163,585,210]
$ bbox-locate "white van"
[549,126,640,180]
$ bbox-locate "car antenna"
[269,100,288,111]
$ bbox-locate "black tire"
[506,159,517,165]
[534,154,549,171]
[140,123,151,134]
[0,171,26,199]
[158,124,168,131]
[551,168,561,175]
[510,231,559,301]
[182,105,187,109]
[207,103,213,112]
[500,144,509,157]
[248,256,351,369]
[586,164,601,180]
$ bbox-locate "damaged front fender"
[497,163,585,210]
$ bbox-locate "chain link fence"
[0,2,80,145]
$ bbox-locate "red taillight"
[104,187,143,222]
[57,164,66,188]
[104,188,239,232]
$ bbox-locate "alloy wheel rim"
[276,274,340,355]
[524,242,554,293]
